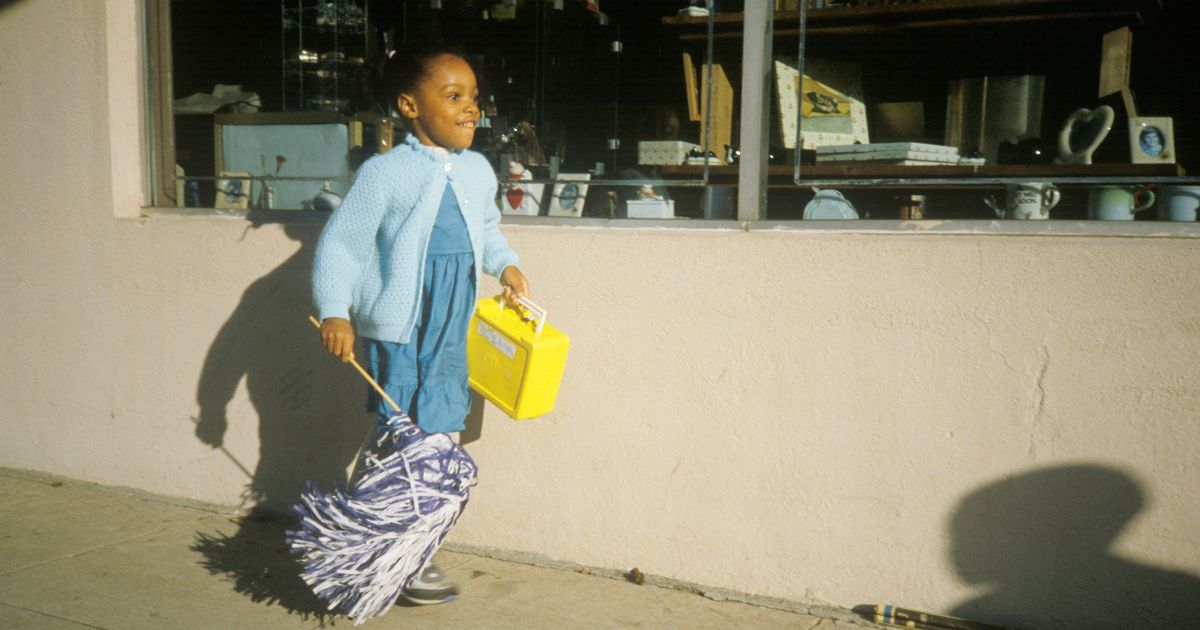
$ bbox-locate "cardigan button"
[443,163,453,173]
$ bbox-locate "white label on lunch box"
[478,322,516,359]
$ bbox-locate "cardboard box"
[627,199,675,219]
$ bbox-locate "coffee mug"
[985,182,1060,220]
[1087,186,1155,221]
[1158,186,1200,222]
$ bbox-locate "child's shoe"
[402,563,459,605]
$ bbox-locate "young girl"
[312,43,529,605]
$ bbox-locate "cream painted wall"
[2,3,1199,628]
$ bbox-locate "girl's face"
[398,54,480,151]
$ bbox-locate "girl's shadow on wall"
[190,218,367,618]
[948,463,1200,629]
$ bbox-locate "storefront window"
[779,0,1200,222]
[152,1,1200,225]
[158,0,732,219]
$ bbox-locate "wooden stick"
[874,604,1011,630]
[308,316,402,413]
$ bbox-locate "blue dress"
[361,183,476,434]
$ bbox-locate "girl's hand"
[500,266,530,303]
[320,317,355,363]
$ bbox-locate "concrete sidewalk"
[0,469,877,629]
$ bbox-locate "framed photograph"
[773,57,868,150]
[214,172,251,209]
[1129,116,1174,164]
[548,173,591,217]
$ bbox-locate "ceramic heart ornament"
[1055,105,1114,165]
[505,186,525,210]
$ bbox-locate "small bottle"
[185,181,200,208]
[377,118,394,153]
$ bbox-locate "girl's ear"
[396,94,418,120]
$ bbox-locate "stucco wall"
[3,3,1199,628]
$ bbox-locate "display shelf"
[280,0,370,112]
[658,0,1198,211]
[659,162,1185,188]
[663,0,1159,40]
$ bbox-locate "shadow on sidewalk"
[191,511,333,622]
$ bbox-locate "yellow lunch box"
[467,295,569,420]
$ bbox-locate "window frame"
[139,0,1200,236]
[146,0,176,209]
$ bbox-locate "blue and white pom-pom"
[288,414,478,625]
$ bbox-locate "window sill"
[136,207,1200,239]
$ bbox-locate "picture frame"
[682,53,735,155]
[547,173,591,217]
[214,171,251,209]
[174,164,186,208]
[681,52,701,123]
[1129,116,1174,164]
[216,115,354,211]
[773,57,868,150]
[499,176,544,216]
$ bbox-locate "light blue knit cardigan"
[312,134,520,344]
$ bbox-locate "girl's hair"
[358,41,468,115]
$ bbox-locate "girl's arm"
[482,192,528,300]
[312,158,392,324]
[479,168,522,283]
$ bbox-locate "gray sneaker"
[402,563,459,605]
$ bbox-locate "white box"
[627,199,675,219]
[815,142,961,164]
[815,142,958,156]
[638,141,700,165]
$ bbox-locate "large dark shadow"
[191,217,368,618]
[191,512,332,622]
[0,0,27,15]
[948,463,1200,629]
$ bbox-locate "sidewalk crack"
[0,601,111,629]
[0,525,180,577]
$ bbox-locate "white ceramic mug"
[1088,186,1155,221]
[985,182,1061,220]
[1158,186,1200,222]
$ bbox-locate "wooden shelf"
[663,0,1159,40]
[658,0,1181,192]
[658,162,1185,187]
